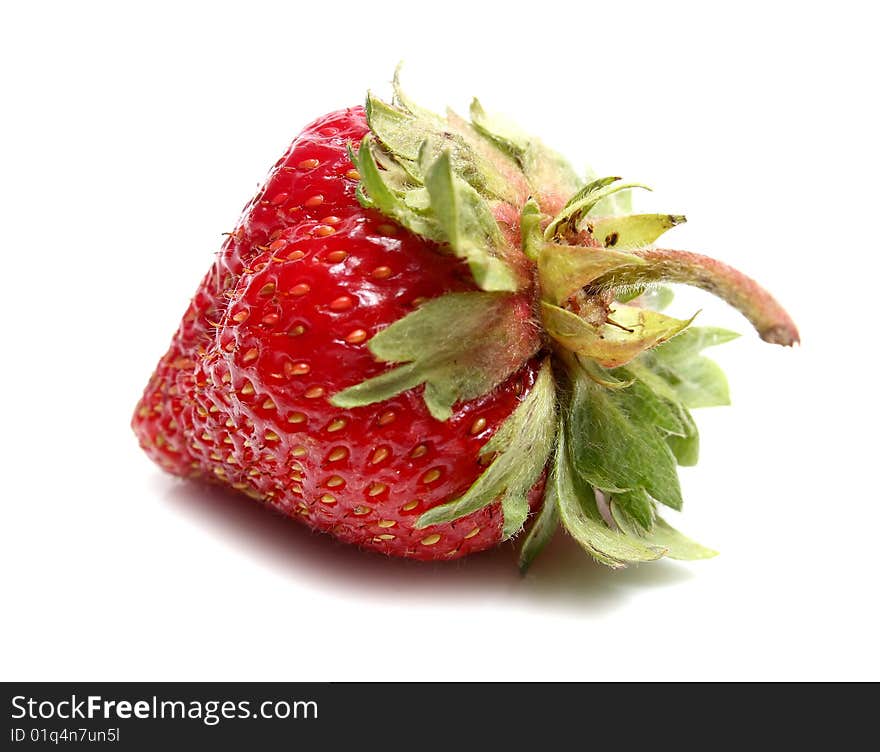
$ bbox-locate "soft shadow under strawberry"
[159,476,694,616]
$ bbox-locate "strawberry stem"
[592,248,800,346]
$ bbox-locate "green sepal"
[591,186,633,217]
[353,135,438,238]
[391,64,438,120]
[640,285,675,311]
[353,135,519,292]
[416,359,556,538]
[666,408,700,466]
[565,359,683,511]
[522,142,583,206]
[609,488,655,533]
[657,355,730,409]
[640,516,717,561]
[520,198,544,262]
[583,214,686,249]
[553,433,665,568]
[581,164,634,216]
[367,89,504,199]
[612,506,717,561]
[518,491,560,573]
[443,107,527,205]
[645,327,740,408]
[618,375,690,438]
[578,357,636,390]
[384,72,532,205]
[330,292,540,421]
[469,98,581,201]
[422,148,519,291]
[469,97,530,162]
[357,85,534,292]
[544,177,651,240]
[541,300,695,369]
[538,242,645,305]
[615,286,647,303]
[552,428,716,567]
[365,90,433,161]
[653,325,740,359]
[615,363,701,466]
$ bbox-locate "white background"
[2,0,878,681]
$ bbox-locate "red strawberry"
[134,76,798,569]
[133,106,542,559]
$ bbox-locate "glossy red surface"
[133,107,543,560]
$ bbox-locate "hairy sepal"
[519,488,560,573]
[637,516,717,561]
[609,488,655,533]
[358,83,590,293]
[331,292,540,421]
[552,433,664,568]
[612,504,717,561]
[581,165,634,217]
[369,82,525,204]
[353,135,519,292]
[469,98,581,205]
[443,107,529,206]
[422,148,518,291]
[520,198,544,262]
[540,360,718,568]
[665,412,700,466]
[538,243,645,306]
[583,214,686,249]
[365,91,434,162]
[353,136,438,237]
[632,327,740,409]
[544,177,651,240]
[417,359,556,538]
[541,300,695,369]
[565,361,683,511]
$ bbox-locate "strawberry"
[133,73,798,569]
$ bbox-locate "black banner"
[1,682,868,748]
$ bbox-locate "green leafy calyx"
[331,72,799,572]
[330,292,540,421]
[416,359,556,539]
